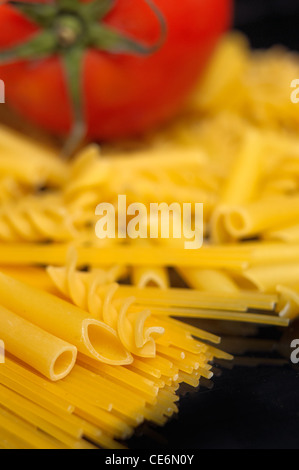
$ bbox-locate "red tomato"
[0,0,232,140]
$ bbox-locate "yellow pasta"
[153,307,288,327]
[0,194,76,242]
[223,195,299,239]
[0,266,58,294]
[263,224,299,243]
[190,33,249,112]
[178,268,239,293]
[0,243,249,269]
[277,284,299,320]
[117,285,277,312]
[0,270,132,365]
[1,31,299,449]
[46,254,164,358]
[0,306,77,381]
[0,125,68,187]
[132,266,170,288]
[211,128,264,242]
[241,263,299,293]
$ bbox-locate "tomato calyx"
[0,0,167,154]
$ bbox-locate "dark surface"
[127,320,299,449]
[234,0,299,50]
[126,1,299,450]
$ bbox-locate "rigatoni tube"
[0,271,132,366]
[0,305,77,381]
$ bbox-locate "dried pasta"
[0,31,299,449]
[0,194,76,242]
[46,251,164,358]
[0,270,132,366]
[0,125,68,188]
[132,266,170,289]
[0,305,77,381]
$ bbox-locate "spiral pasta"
[64,145,217,225]
[0,125,68,188]
[0,194,77,242]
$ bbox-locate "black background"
[235,0,299,49]
[126,1,299,450]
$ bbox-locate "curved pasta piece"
[241,264,299,293]
[47,264,119,326]
[210,206,234,244]
[117,298,164,357]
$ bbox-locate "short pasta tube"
[0,305,77,381]
[132,267,170,289]
[224,196,299,239]
[241,263,299,293]
[177,268,239,293]
[0,271,132,366]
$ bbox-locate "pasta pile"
[0,32,298,448]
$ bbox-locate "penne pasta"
[224,196,299,239]
[132,266,170,289]
[177,268,239,293]
[241,263,299,293]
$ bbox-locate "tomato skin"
[0,0,232,140]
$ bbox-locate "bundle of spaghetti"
[0,308,221,448]
[116,285,277,313]
[0,124,68,188]
[46,251,165,358]
[0,193,78,242]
